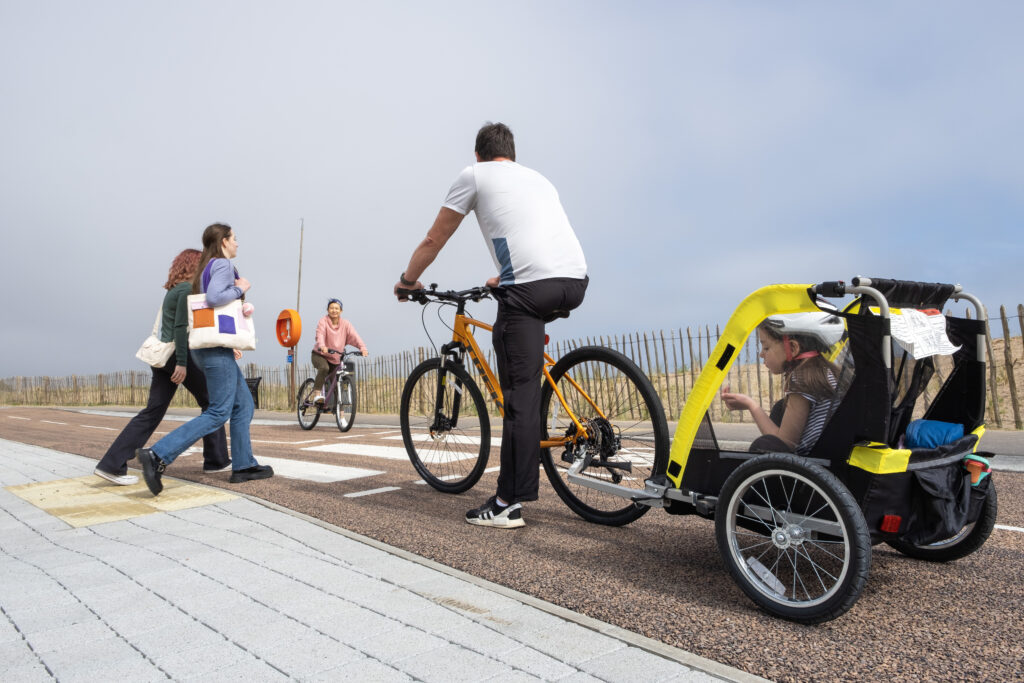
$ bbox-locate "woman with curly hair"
[94,248,230,485]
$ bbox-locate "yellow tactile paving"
[6,474,237,527]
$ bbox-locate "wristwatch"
[399,272,416,287]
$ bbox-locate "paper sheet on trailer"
[875,307,962,359]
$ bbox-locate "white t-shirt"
[443,161,587,286]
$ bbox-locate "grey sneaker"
[137,448,166,496]
[203,461,232,473]
[94,467,139,486]
[466,496,525,528]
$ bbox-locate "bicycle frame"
[447,309,598,450]
[318,353,354,408]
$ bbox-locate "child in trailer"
[721,311,846,455]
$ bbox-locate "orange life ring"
[276,309,302,347]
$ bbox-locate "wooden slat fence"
[3,306,1023,430]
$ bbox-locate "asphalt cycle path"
[2,406,1023,682]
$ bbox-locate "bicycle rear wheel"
[400,358,490,493]
[540,345,669,526]
[296,378,321,430]
[335,376,357,432]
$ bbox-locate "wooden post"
[982,311,1003,428]
[1018,304,1024,360]
[1000,305,1022,429]
[686,327,696,388]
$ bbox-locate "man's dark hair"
[475,122,516,161]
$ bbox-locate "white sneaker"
[94,467,139,486]
[313,392,324,404]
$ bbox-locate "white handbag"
[187,294,256,351]
[135,308,175,367]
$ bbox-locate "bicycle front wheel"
[335,376,357,432]
[400,358,490,493]
[296,378,321,430]
[540,345,669,526]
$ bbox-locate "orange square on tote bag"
[193,308,215,329]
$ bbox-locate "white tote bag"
[187,294,256,350]
[135,308,175,367]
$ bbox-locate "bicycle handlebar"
[397,284,493,306]
[326,349,361,359]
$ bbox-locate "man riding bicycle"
[394,122,588,528]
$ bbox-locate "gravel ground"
[4,407,1023,683]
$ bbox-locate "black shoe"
[203,460,232,473]
[137,448,166,496]
[465,496,525,528]
[229,465,274,483]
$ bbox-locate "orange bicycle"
[399,284,669,526]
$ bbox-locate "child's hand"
[721,386,753,411]
[241,303,254,317]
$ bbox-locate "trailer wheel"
[715,453,871,624]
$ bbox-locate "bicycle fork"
[431,356,463,434]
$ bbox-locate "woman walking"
[138,223,273,495]
[94,249,230,485]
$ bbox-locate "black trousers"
[492,276,588,504]
[96,354,229,475]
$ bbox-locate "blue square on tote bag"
[218,314,236,335]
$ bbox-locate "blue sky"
[1,2,1021,377]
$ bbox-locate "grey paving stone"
[394,642,515,683]
[662,670,721,683]
[181,553,264,583]
[0,639,46,675]
[227,616,313,653]
[302,561,381,595]
[472,603,568,640]
[24,616,115,654]
[408,575,523,616]
[482,671,545,683]
[0,662,53,682]
[258,630,364,677]
[75,577,152,609]
[46,558,126,591]
[307,601,402,643]
[178,655,292,681]
[396,601,478,635]
[38,635,151,681]
[0,617,22,645]
[17,547,93,571]
[577,645,694,683]
[361,555,447,587]
[353,624,450,665]
[103,600,197,638]
[0,582,77,612]
[247,579,325,615]
[144,564,224,594]
[515,620,626,667]
[131,615,231,654]
[7,602,98,636]
[149,638,252,679]
[432,619,523,659]
[354,585,438,622]
[105,551,183,577]
[308,655,413,682]
[495,645,579,681]
[555,672,606,683]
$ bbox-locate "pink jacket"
[314,316,367,362]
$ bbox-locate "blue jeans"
[152,347,258,470]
